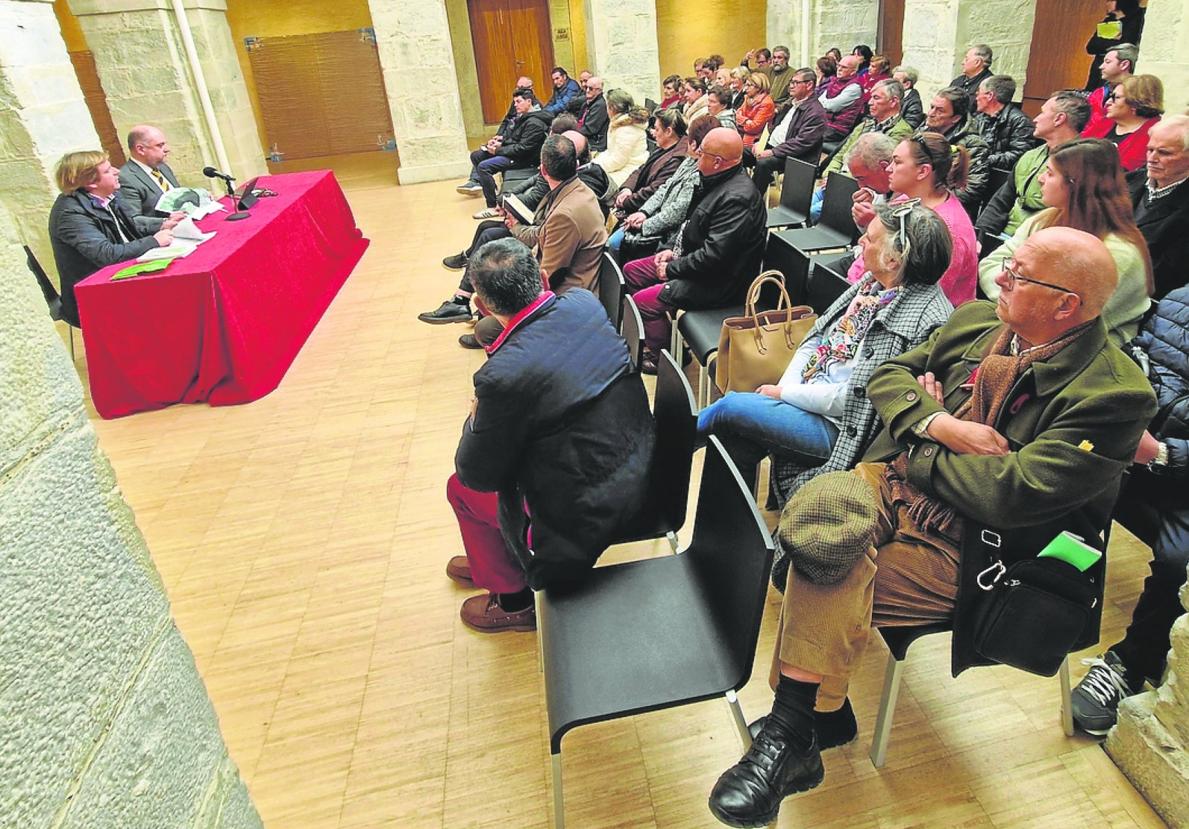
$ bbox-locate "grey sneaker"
[418,299,472,324]
[1071,651,1135,736]
[456,182,483,196]
[442,252,468,270]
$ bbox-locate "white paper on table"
[172,217,216,243]
[188,201,227,220]
[136,241,198,262]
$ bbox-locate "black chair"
[765,157,816,230]
[762,228,813,304]
[610,349,697,551]
[779,172,860,254]
[26,245,76,360]
[621,293,643,372]
[980,166,1013,215]
[498,166,537,195]
[597,252,626,331]
[805,252,851,314]
[538,436,776,829]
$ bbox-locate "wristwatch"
[1147,440,1169,471]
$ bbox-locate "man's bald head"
[837,55,862,78]
[561,129,588,161]
[517,76,533,88]
[126,124,169,166]
[585,77,603,98]
[1028,227,1118,319]
[699,127,744,172]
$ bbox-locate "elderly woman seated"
[697,202,955,502]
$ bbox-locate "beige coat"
[512,176,608,293]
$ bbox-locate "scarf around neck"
[802,277,899,382]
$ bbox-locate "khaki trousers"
[772,462,962,711]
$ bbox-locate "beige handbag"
[715,271,817,394]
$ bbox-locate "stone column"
[0,0,100,266]
[0,199,262,826]
[900,0,1036,101]
[768,0,877,70]
[1106,567,1189,826]
[581,0,659,108]
[368,0,472,185]
[1133,1,1189,109]
[66,0,265,187]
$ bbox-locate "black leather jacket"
[974,104,1040,171]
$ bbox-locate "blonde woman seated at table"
[594,90,650,188]
[978,137,1152,345]
[697,202,954,499]
[847,132,978,306]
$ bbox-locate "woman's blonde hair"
[1118,74,1164,119]
[747,73,771,93]
[55,151,106,193]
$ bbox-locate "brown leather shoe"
[446,555,474,587]
[460,593,537,633]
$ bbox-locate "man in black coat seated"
[458,87,551,209]
[1126,114,1189,301]
[48,150,178,327]
[749,67,827,194]
[444,238,655,632]
[973,74,1039,171]
[575,76,610,152]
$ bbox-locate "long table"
[76,171,369,418]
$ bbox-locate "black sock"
[452,295,470,306]
[496,588,533,612]
[768,676,818,750]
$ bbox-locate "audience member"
[1085,0,1145,91]
[1072,277,1188,734]
[814,55,837,98]
[977,90,1091,238]
[751,69,827,193]
[708,225,1155,828]
[980,138,1152,345]
[1083,73,1164,172]
[848,134,978,306]
[1128,114,1189,300]
[920,87,991,216]
[698,203,954,502]
[681,77,710,124]
[737,73,775,148]
[741,47,773,76]
[706,54,726,74]
[859,55,892,99]
[445,238,654,633]
[660,74,684,110]
[714,66,733,91]
[1085,42,1138,135]
[49,150,178,327]
[974,75,1038,171]
[729,67,750,109]
[846,133,897,208]
[614,114,718,261]
[851,45,873,75]
[706,86,737,130]
[117,125,182,227]
[892,66,925,129]
[825,47,843,63]
[823,79,912,177]
[949,44,994,108]
[694,57,710,81]
[576,77,610,152]
[622,127,766,373]
[767,46,795,105]
[820,55,865,147]
[608,109,689,250]
[595,90,650,188]
[458,87,550,209]
[543,67,582,114]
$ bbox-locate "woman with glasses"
[697,202,955,505]
[979,137,1152,344]
[1082,74,1163,172]
[737,72,775,148]
[847,132,978,306]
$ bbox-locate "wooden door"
[1022,0,1104,117]
[469,0,555,124]
[877,0,905,68]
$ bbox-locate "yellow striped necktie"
[151,168,172,192]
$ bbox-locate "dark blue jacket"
[1133,284,1189,479]
[455,290,655,589]
[544,78,582,114]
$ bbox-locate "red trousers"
[446,473,528,593]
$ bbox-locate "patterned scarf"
[885,319,1096,540]
[802,278,899,382]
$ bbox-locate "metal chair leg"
[1059,656,1074,737]
[536,591,544,673]
[68,326,76,362]
[551,752,565,829]
[670,320,682,366]
[869,652,905,768]
[666,531,679,554]
[698,364,710,409]
[725,689,752,750]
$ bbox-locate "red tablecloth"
[76,171,369,418]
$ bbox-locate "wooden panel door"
[878,0,905,68]
[469,0,555,124]
[1022,0,1104,116]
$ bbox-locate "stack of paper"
[173,217,216,243]
[137,241,198,262]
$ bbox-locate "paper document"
[172,217,216,243]
[501,193,535,225]
[188,201,227,220]
[137,241,198,262]
[154,187,210,213]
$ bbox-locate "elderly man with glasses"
[750,68,828,193]
[708,225,1156,828]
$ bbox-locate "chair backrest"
[806,255,851,313]
[779,157,817,213]
[763,235,812,305]
[686,436,776,674]
[649,349,698,531]
[983,167,1012,210]
[597,252,626,331]
[25,245,63,321]
[819,172,860,240]
[621,294,644,372]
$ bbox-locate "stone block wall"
[1137,1,1189,113]
[768,0,878,71]
[582,0,660,109]
[0,199,261,827]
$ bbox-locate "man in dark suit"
[750,68,828,193]
[1128,114,1189,300]
[117,125,181,229]
[949,44,994,109]
[49,151,177,326]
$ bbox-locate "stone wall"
[582,0,660,108]
[1107,566,1189,827]
[1136,1,1189,113]
[768,0,877,72]
[0,199,261,826]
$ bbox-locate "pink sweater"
[847,194,978,306]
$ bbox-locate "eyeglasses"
[887,198,921,257]
[1001,258,1078,295]
[693,147,727,163]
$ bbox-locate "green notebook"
[112,259,172,280]
[1037,531,1102,572]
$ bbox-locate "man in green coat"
[708,226,1156,829]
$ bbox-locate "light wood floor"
[75,173,1168,828]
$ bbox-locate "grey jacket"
[625,156,698,247]
[118,160,180,229]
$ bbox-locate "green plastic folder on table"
[111,259,172,280]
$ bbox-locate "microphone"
[202,166,235,183]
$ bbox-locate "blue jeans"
[607,226,625,252]
[697,391,839,487]
[470,149,514,207]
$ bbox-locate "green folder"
[1037,531,1102,572]
[111,259,172,280]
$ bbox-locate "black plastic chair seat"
[678,306,742,365]
[805,254,851,314]
[499,166,537,194]
[780,224,852,253]
[877,622,952,661]
[765,204,809,229]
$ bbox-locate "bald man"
[709,226,1157,828]
[621,127,766,372]
[575,76,609,152]
[118,125,181,228]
